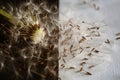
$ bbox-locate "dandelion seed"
[116,37,120,40]
[69,67,75,69]
[82,58,88,61]
[88,65,95,69]
[105,39,110,44]
[94,50,99,53]
[88,53,93,56]
[31,27,45,44]
[61,64,65,69]
[79,67,83,72]
[80,62,86,66]
[115,33,120,36]
[85,72,92,75]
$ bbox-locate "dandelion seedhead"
[0,0,58,80]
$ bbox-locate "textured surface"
[60,0,120,80]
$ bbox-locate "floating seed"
[91,48,95,52]
[88,65,95,69]
[82,58,88,61]
[86,46,91,48]
[105,39,110,44]
[88,27,100,30]
[80,62,86,66]
[116,37,120,40]
[64,48,67,53]
[69,67,75,69]
[94,50,99,53]
[70,45,73,52]
[116,33,120,36]
[63,58,66,63]
[79,36,86,43]
[61,64,65,69]
[88,53,93,56]
[86,72,92,75]
[79,67,83,72]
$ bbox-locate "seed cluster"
[59,20,111,78]
[0,0,58,80]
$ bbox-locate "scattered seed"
[80,47,83,54]
[95,32,101,37]
[86,46,91,48]
[82,58,88,61]
[105,39,110,44]
[69,67,75,69]
[93,3,100,10]
[88,27,100,30]
[116,37,120,40]
[70,45,73,52]
[116,33,120,36]
[88,65,95,69]
[61,64,65,69]
[79,36,86,43]
[77,25,80,30]
[79,67,83,72]
[88,53,93,56]
[91,48,95,52]
[86,72,92,75]
[80,62,86,66]
[69,23,74,27]
[82,21,85,23]
[71,53,75,58]
[64,48,67,53]
[58,57,61,60]
[63,58,66,63]
[94,50,99,53]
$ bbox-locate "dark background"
[0,0,59,80]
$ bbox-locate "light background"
[60,0,120,80]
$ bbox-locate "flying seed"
[86,72,92,75]
[88,27,100,30]
[105,39,110,44]
[88,53,93,56]
[94,50,99,53]
[116,37,120,40]
[82,21,85,23]
[80,62,86,66]
[86,46,91,48]
[80,47,83,54]
[91,48,95,52]
[69,23,74,27]
[82,58,88,61]
[64,48,67,53]
[58,57,61,60]
[70,45,73,52]
[79,67,83,72]
[88,65,95,69]
[79,36,86,43]
[69,67,75,69]
[63,58,66,63]
[61,64,65,69]
[71,53,75,58]
[116,33,120,36]
[77,25,80,30]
